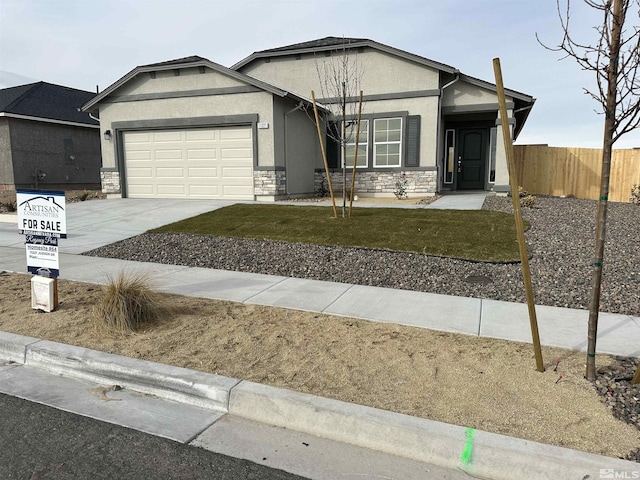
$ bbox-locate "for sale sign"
[25,235,59,277]
[17,190,67,238]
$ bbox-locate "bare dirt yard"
[1,271,637,461]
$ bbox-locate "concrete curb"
[1,331,638,479]
[0,213,18,224]
[0,332,239,411]
[229,381,638,480]
[0,331,41,363]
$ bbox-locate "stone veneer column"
[253,170,287,197]
[100,170,121,194]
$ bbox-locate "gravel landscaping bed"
[83,195,640,453]
[596,357,640,462]
[84,195,640,317]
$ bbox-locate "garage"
[82,55,322,200]
[123,126,254,199]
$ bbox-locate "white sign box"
[31,275,56,312]
[17,190,67,238]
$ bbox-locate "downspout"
[283,100,305,195]
[436,72,460,193]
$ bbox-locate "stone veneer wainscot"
[315,170,437,195]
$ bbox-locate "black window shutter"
[325,121,340,169]
[405,115,420,167]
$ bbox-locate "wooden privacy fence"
[513,145,640,203]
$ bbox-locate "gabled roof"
[0,82,98,126]
[232,36,459,75]
[82,55,318,113]
[233,36,536,137]
[232,36,535,104]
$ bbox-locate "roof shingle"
[257,37,369,54]
[0,82,98,125]
[141,55,210,68]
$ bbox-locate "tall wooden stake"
[493,58,545,372]
[311,91,337,218]
[348,91,363,218]
[53,277,59,311]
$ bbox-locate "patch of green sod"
[150,204,528,262]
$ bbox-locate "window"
[444,129,455,184]
[343,119,368,168]
[329,115,414,169]
[374,118,402,167]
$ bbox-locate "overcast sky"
[1,0,638,148]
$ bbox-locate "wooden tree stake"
[311,91,337,218]
[348,91,363,218]
[493,58,545,373]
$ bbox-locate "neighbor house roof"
[0,82,99,127]
[82,55,322,113]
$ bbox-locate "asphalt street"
[0,393,307,480]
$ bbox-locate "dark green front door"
[457,129,486,189]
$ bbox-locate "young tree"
[539,0,640,380]
[309,40,365,218]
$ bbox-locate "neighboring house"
[0,82,101,191]
[83,37,535,200]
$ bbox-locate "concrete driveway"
[0,198,235,254]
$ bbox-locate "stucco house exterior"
[83,37,535,200]
[0,82,101,191]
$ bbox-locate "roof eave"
[513,97,536,139]
[459,73,534,103]
[0,112,99,129]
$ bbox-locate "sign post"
[16,190,66,311]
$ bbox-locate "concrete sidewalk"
[424,192,490,210]
[1,245,639,357]
[276,191,489,210]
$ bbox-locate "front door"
[457,129,486,190]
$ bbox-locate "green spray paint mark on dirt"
[461,427,476,465]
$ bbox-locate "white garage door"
[123,127,254,199]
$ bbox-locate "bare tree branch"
[538,0,640,144]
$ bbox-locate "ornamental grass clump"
[509,186,537,208]
[631,184,640,205]
[1,200,16,212]
[93,271,164,334]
